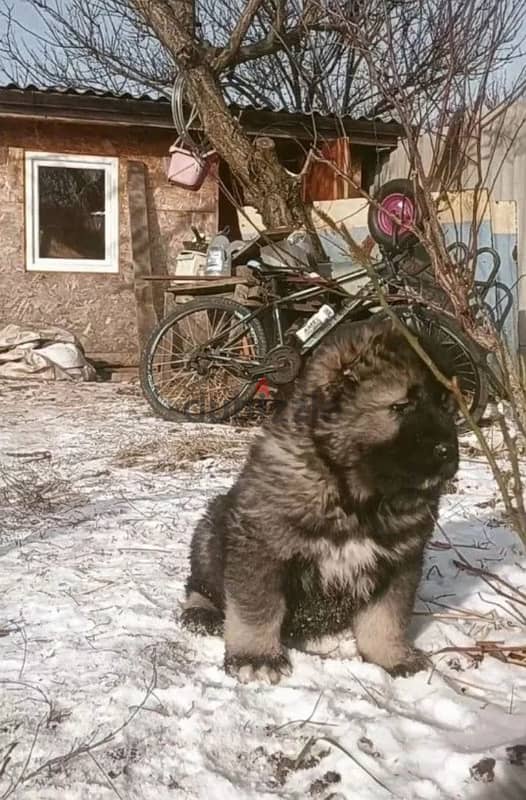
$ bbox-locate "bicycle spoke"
[404,313,481,415]
[147,303,261,416]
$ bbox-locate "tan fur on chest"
[308,538,380,596]
[305,533,423,600]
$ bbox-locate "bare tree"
[325,0,525,341]
[0,0,524,230]
[312,0,526,540]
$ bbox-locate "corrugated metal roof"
[0,82,399,126]
[1,82,169,102]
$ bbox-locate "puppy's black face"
[361,375,459,494]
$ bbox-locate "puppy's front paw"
[388,648,430,678]
[225,653,292,684]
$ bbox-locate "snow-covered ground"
[0,380,525,800]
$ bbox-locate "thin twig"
[0,744,18,781]
[269,691,336,733]
[87,751,126,800]
[452,560,526,606]
[1,715,45,800]
[431,515,526,623]
[21,660,157,784]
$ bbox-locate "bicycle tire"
[368,179,422,252]
[140,296,268,423]
[391,306,490,431]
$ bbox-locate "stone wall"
[0,118,218,364]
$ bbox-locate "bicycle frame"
[203,259,391,371]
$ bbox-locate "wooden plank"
[165,282,249,297]
[128,160,158,354]
[241,299,318,311]
[142,275,248,284]
[303,138,359,202]
[167,287,239,300]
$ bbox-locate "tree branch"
[214,1,331,71]
[214,0,267,71]
[230,25,303,66]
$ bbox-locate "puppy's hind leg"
[181,495,226,636]
[181,591,224,636]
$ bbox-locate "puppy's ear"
[333,318,395,384]
[302,318,393,400]
[292,319,395,433]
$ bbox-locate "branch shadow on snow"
[411,510,525,639]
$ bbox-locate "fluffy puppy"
[182,319,459,683]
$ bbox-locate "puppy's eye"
[391,400,416,414]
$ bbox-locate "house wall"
[0,118,218,364]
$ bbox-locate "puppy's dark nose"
[434,443,455,461]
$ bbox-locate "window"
[25,152,119,273]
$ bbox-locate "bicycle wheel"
[140,296,267,423]
[368,179,422,252]
[393,307,489,430]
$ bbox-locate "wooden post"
[127,160,158,355]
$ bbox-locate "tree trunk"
[130,0,309,231]
[182,64,307,230]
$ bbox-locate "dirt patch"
[264,745,331,787]
[309,770,341,795]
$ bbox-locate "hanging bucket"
[167,139,215,191]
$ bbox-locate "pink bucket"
[167,140,214,191]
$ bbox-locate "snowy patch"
[0,381,525,799]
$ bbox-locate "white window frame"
[25,152,119,273]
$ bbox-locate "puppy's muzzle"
[434,442,458,478]
[434,443,456,462]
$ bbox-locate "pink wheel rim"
[376,193,416,238]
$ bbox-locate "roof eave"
[0,86,403,146]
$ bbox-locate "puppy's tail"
[181,591,224,636]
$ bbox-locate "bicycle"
[139,246,500,427]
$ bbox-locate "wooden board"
[164,280,249,297]
[303,138,361,202]
[143,275,248,284]
[128,160,157,353]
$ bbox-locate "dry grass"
[0,462,83,530]
[113,429,254,473]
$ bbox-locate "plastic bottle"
[295,304,335,343]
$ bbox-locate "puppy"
[182,319,459,683]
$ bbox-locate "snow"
[0,380,525,800]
